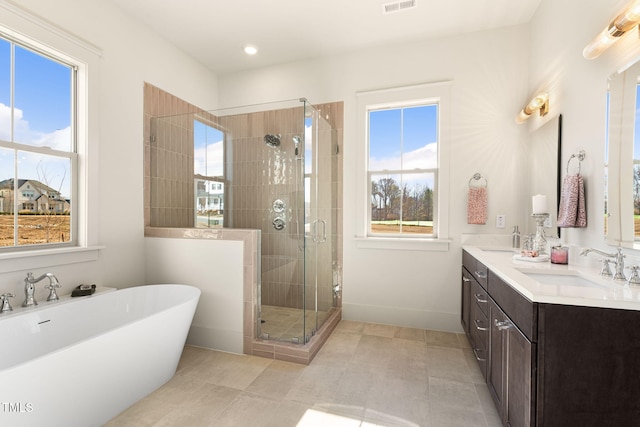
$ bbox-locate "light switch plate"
[496,214,506,228]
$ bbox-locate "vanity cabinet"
[462,251,489,378]
[489,298,536,427]
[462,250,535,426]
[462,249,640,426]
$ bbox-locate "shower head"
[264,134,281,148]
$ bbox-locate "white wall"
[0,0,218,301]
[529,0,640,254]
[219,25,531,332]
[145,238,244,353]
[6,0,630,338]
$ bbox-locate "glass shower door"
[303,102,335,342]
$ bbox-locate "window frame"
[355,82,451,251]
[0,33,78,251]
[0,3,102,271]
[367,102,439,238]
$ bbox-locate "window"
[0,34,76,250]
[356,82,451,250]
[194,118,225,228]
[368,104,437,236]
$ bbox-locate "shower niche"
[148,96,342,355]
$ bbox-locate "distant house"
[0,179,70,214]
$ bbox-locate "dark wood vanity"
[462,249,640,426]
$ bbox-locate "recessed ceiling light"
[243,45,258,55]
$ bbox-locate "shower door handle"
[312,219,327,243]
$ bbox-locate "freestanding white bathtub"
[0,284,200,427]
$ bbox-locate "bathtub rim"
[0,283,201,373]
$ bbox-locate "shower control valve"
[273,199,286,213]
[273,217,286,231]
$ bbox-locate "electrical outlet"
[496,214,506,229]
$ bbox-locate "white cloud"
[0,103,71,151]
[369,142,437,171]
[0,103,72,198]
[194,139,224,177]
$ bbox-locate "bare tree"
[35,161,69,244]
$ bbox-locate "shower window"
[194,118,225,228]
[0,34,77,249]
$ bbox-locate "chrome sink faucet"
[579,247,626,281]
[23,272,61,307]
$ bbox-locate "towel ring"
[566,150,585,174]
[468,173,487,188]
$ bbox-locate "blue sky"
[0,40,72,141]
[0,37,73,197]
[194,120,224,177]
[369,104,438,171]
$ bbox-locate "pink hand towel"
[557,174,586,228]
[467,187,487,225]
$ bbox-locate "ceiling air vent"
[382,0,417,14]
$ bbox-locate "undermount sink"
[517,270,608,289]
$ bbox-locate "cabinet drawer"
[472,279,489,317]
[470,291,489,379]
[463,250,488,290]
[488,271,537,342]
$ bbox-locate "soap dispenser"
[512,225,521,249]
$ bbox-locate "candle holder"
[532,213,549,254]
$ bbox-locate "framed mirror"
[606,59,640,247]
[527,114,562,239]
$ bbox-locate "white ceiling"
[108,0,542,74]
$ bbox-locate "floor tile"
[426,330,462,348]
[107,321,503,427]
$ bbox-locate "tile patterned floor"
[105,321,501,427]
[259,305,331,342]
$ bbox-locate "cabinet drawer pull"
[474,319,488,331]
[474,293,488,303]
[494,319,513,331]
[474,271,487,279]
[472,347,487,362]
[463,277,470,283]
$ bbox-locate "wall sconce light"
[516,92,549,124]
[583,0,640,59]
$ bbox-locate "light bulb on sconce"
[583,0,640,59]
[516,92,549,124]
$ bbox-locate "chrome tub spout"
[23,272,61,307]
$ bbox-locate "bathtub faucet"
[23,272,61,307]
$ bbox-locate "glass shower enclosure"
[149,98,339,345]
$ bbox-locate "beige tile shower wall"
[143,87,343,354]
[220,107,306,310]
[144,83,205,228]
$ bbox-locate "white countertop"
[463,246,640,311]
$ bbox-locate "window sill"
[355,237,451,252]
[0,246,104,273]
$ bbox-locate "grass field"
[371,221,433,234]
[0,215,70,246]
